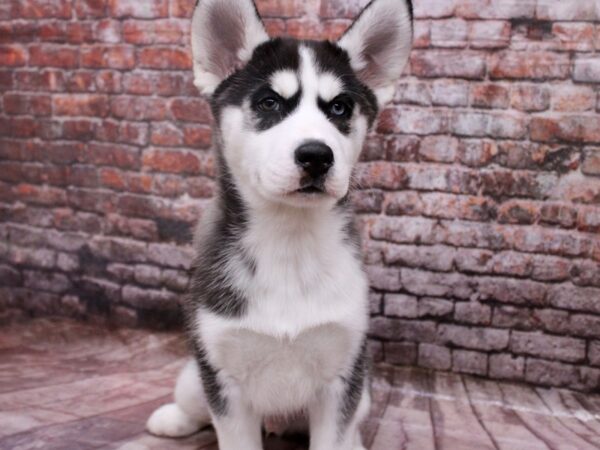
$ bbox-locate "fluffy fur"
[147,1,413,449]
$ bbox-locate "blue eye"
[258,97,280,112]
[330,101,347,116]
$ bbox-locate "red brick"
[169,0,195,18]
[457,139,498,167]
[15,0,72,18]
[5,22,38,43]
[122,19,187,45]
[413,20,431,49]
[378,106,449,135]
[0,45,27,66]
[79,143,139,170]
[81,45,135,69]
[260,0,310,17]
[413,0,456,18]
[108,0,168,18]
[4,94,52,116]
[142,148,208,175]
[354,162,408,190]
[14,184,68,207]
[497,200,538,225]
[490,51,570,80]
[38,22,94,44]
[53,94,109,117]
[456,0,535,19]
[263,19,286,37]
[410,50,486,79]
[582,148,600,176]
[183,125,212,148]
[95,120,148,146]
[574,56,600,83]
[137,47,192,70]
[531,115,600,144]
[319,0,369,19]
[66,70,122,94]
[471,84,510,109]
[170,98,211,123]
[284,19,349,41]
[111,96,168,121]
[150,122,184,147]
[552,86,595,112]
[552,23,595,52]
[578,207,600,233]
[14,69,65,92]
[419,136,457,163]
[75,0,106,18]
[431,19,468,48]
[29,45,78,68]
[469,20,511,48]
[122,71,195,97]
[431,80,469,106]
[422,193,495,221]
[540,203,578,228]
[536,0,596,21]
[510,84,550,112]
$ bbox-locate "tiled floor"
[1,318,600,450]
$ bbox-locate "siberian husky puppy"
[147,0,413,448]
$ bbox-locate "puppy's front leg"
[308,378,370,450]
[211,386,262,450]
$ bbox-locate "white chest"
[196,205,369,414]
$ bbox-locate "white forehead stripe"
[270,70,299,99]
[317,73,343,102]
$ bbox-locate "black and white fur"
[146,1,413,449]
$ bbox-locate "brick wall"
[1,0,600,391]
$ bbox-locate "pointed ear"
[338,0,413,106]
[191,0,269,95]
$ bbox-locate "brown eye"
[258,97,280,112]
[330,101,347,116]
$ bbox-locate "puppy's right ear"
[191,0,269,95]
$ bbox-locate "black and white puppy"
[147,1,413,449]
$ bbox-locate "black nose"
[294,141,334,178]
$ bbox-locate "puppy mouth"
[295,177,326,195]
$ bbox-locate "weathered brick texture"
[1,0,600,391]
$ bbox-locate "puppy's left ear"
[338,0,413,106]
[191,0,269,95]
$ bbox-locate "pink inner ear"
[207,2,247,78]
[356,25,400,87]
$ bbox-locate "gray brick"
[547,284,600,314]
[489,353,525,381]
[526,359,579,388]
[438,324,509,351]
[590,341,600,367]
[384,294,418,318]
[418,297,454,318]
[365,266,402,291]
[455,301,492,325]
[385,342,418,366]
[23,270,71,294]
[568,315,600,339]
[511,331,586,363]
[418,343,452,370]
[453,349,487,376]
[370,317,437,342]
[134,264,162,286]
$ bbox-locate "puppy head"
[192,0,413,208]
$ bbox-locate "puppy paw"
[146,403,202,437]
